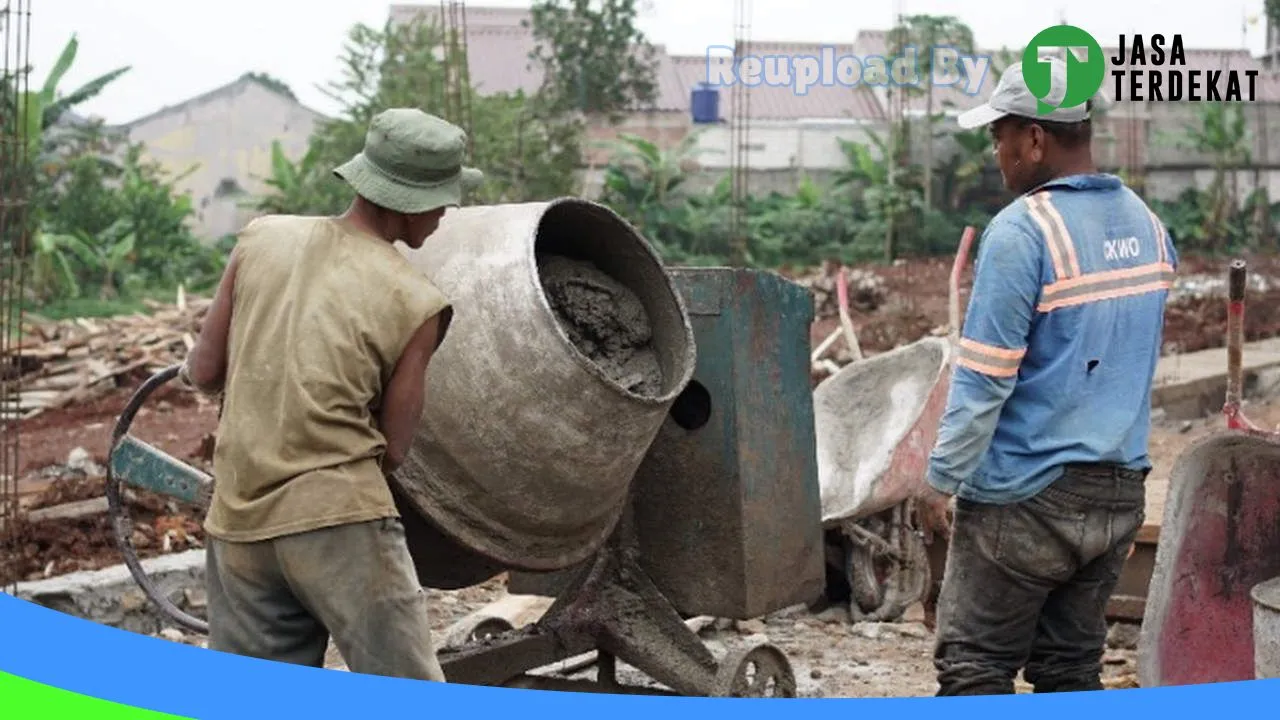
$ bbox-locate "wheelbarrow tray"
[1139,430,1280,686]
[813,336,953,525]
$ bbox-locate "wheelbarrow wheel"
[713,643,797,698]
[846,506,931,623]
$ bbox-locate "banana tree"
[1,34,130,161]
[28,228,92,302]
[1183,103,1250,251]
[598,130,715,238]
[934,127,993,210]
[835,130,922,262]
[49,220,138,301]
[37,34,131,130]
[250,140,329,214]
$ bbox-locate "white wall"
[691,118,884,171]
[127,81,322,241]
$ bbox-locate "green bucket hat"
[334,108,484,214]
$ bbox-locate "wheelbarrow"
[1139,259,1280,686]
[812,227,975,623]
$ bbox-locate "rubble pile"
[791,262,891,318]
[1169,271,1278,304]
[0,455,205,586]
[1,295,212,422]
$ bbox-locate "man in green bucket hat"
[181,108,482,681]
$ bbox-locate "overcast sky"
[26,0,1276,124]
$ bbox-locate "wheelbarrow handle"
[948,226,978,347]
[105,363,211,635]
[1225,260,1247,418]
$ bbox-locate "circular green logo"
[1023,25,1105,115]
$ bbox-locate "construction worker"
[917,58,1176,695]
[181,108,483,681]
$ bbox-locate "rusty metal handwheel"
[713,643,797,698]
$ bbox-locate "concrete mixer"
[103,198,826,697]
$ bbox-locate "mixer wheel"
[445,616,516,649]
[467,617,515,642]
[713,643,797,698]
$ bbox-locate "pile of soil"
[538,254,664,395]
[1,474,205,586]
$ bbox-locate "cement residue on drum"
[537,254,664,395]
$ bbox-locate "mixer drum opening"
[392,198,697,574]
[533,200,690,398]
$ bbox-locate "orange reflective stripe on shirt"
[1026,191,1082,280]
[956,337,1026,378]
[1037,261,1176,313]
[1146,207,1168,264]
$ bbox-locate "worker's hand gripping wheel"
[106,363,214,635]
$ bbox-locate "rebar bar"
[728,0,751,267]
[0,0,33,594]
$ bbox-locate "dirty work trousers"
[932,463,1146,695]
[205,517,446,682]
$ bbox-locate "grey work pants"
[932,464,1146,696]
[205,517,446,682]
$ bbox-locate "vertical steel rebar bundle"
[438,1,472,162]
[0,0,33,594]
[728,0,751,267]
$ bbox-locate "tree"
[254,17,583,215]
[525,0,659,124]
[887,15,975,211]
[41,140,215,298]
[33,34,132,131]
[1182,103,1250,250]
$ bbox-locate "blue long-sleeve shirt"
[927,173,1177,504]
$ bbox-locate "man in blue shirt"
[919,57,1176,695]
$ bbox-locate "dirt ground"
[2,251,1265,694]
[148,573,1140,697]
[800,252,1280,356]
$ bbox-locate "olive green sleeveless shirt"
[203,215,449,543]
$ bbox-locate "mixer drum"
[393,198,696,573]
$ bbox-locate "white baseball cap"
[957,57,1093,129]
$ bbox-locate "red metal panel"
[1141,432,1280,686]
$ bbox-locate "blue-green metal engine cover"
[627,267,825,619]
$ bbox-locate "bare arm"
[184,250,241,395]
[379,308,451,474]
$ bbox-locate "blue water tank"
[691,83,720,124]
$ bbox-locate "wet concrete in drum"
[538,254,663,395]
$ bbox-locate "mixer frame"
[104,364,798,698]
